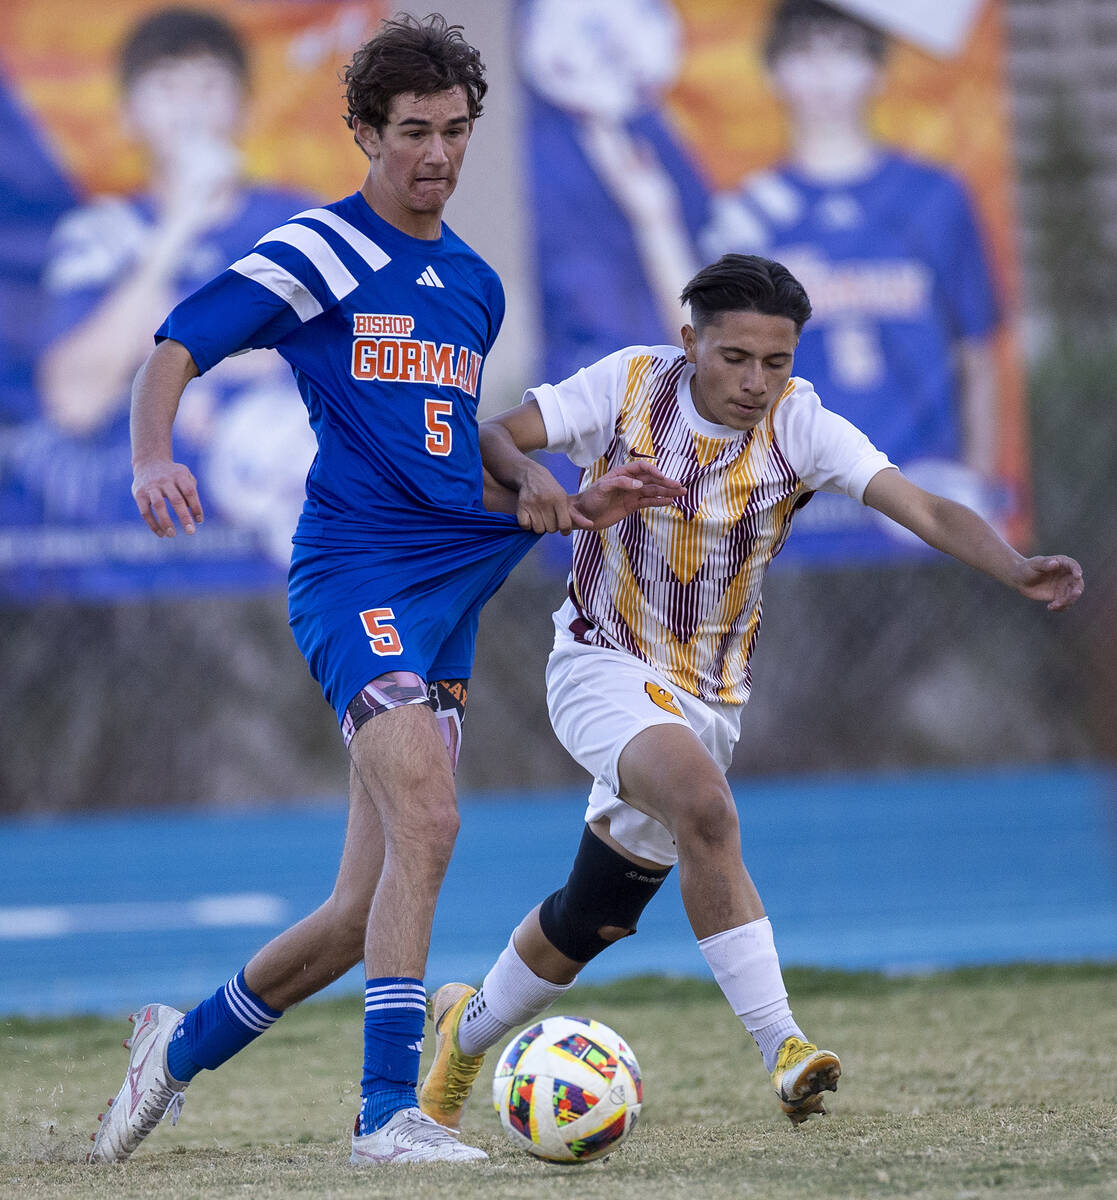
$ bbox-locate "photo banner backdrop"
[0,0,1033,600]
[518,0,1031,566]
[0,0,386,602]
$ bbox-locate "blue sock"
[357,977,426,1136]
[165,968,283,1083]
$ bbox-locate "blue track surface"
[1,765,1114,1017]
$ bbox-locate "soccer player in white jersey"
[89,14,680,1169]
[419,253,1085,1132]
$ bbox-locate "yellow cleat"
[770,1036,841,1125]
[418,983,485,1131]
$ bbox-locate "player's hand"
[1010,554,1084,611]
[132,457,204,538]
[570,462,685,531]
[514,459,581,534]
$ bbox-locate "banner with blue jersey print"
[517,0,1031,569]
[0,1,399,603]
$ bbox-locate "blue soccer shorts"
[287,528,536,732]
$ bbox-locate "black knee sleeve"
[538,825,673,962]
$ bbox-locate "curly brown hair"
[343,13,487,134]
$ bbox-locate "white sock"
[698,917,805,1072]
[457,936,574,1055]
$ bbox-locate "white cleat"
[88,1003,188,1163]
[350,1106,488,1164]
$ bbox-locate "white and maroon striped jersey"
[531,345,892,703]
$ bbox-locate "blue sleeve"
[484,269,505,354]
[933,176,999,339]
[155,216,356,372]
[155,269,305,373]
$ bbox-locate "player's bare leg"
[89,760,387,1164]
[244,760,385,1008]
[615,724,762,936]
[616,724,840,1122]
[347,703,460,979]
[347,703,486,1163]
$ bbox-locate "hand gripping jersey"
[531,346,893,704]
[158,191,523,551]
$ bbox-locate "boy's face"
[769,23,882,122]
[683,309,799,432]
[355,88,473,223]
[123,52,245,151]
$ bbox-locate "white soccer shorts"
[545,633,745,866]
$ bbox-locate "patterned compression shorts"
[341,669,469,771]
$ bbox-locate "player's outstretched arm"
[130,338,203,538]
[862,467,1084,611]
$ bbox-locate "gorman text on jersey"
[350,312,482,397]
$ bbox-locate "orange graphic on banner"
[0,1,388,200]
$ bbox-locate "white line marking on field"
[0,893,288,939]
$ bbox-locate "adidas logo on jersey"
[416,266,444,288]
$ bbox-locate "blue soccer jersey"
[159,191,515,542]
[702,151,999,465]
[158,191,538,718]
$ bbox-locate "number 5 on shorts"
[360,607,403,656]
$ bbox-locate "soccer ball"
[491,1016,642,1163]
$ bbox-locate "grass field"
[2,964,1114,1199]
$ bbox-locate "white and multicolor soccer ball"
[491,1015,642,1163]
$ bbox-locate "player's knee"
[595,924,636,944]
[414,799,460,866]
[333,910,368,962]
[538,826,672,962]
[392,786,460,854]
[674,783,739,852]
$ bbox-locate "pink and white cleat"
[88,1003,188,1163]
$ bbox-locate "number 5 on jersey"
[425,399,453,456]
[360,607,403,656]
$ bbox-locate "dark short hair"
[764,0,887,67]
[119,6,249,91]
[344,13,487,134]
[680,254,813,333]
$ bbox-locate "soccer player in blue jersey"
[89,13,681,1168]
